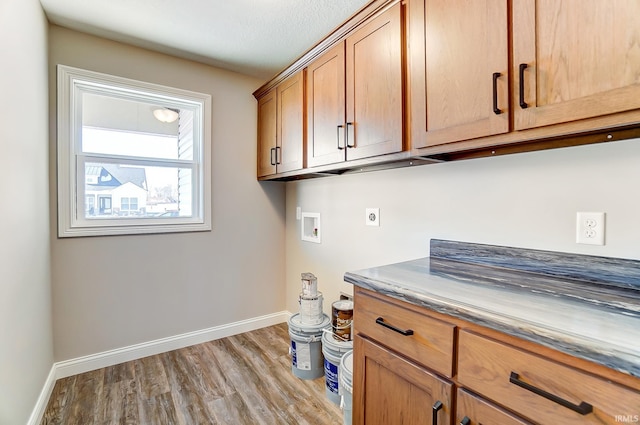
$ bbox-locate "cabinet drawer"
[456,388,531,425]
[354,290,455,377]
[458,330,640,425]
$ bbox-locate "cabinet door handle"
[509,372,593,415]
[337,124,345,150]
[460,417,471,425]
[432,400,443,425]
[375,317,414,336]
[518,63,528,109]
[275,146,281,165]
[346,122,355,148]
[270,147,276,166]
[492,72,502,115]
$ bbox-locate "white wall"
[49,26,286,361]
[0,0,54,423]
[285,138,640,314]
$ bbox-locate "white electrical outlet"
[576,212,605,245]
[366,208,380,226]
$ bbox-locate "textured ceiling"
[39,0,371,81]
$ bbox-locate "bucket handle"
[322,328,351,342]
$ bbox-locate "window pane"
[82,127,182,160]
[84,162,193,219]
[81,92,194,160]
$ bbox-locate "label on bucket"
[324,358,339,394]
[332,300,353,341]
[291,340,311,370]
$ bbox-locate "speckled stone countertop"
[344,239,640,378]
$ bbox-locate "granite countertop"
[344,239,640,378]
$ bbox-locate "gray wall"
[49,26,286,361]
[0,0,54,423]
[285,138,640,314]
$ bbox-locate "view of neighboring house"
[85,164,148,216]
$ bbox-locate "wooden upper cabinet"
[257,89,277,177]
[345,1,403,161]
[409,0,509,148]
[307,2,403,167]
[257,71,304,178]
[277,71,304,173]
[513,0,640,130]
[306,43,347,168]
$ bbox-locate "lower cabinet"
[457,330,640,425]
[353,287,640,425]
[353,335,452,425]
[456,388,532,425]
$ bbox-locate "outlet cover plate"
[366,208,380,226]
[576,212,605,245]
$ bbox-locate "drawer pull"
[460,417,471,425]
[375,317,414,336]
[432,400,443,425]
[509,372,593,415]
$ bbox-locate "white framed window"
[57,65,212,237]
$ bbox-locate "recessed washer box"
[301,212,321,243]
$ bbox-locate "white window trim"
[57,65,212,237]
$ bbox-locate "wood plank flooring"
[41,323,343,425]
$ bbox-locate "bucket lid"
[341,349,354,376]
[332,299,354,310]
[288,312,331,333]
[321,329,353,350]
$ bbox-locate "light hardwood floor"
[42,323,343,425]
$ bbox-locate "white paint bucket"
[288,313,331,380]
[322,330,354,405]
[301,272,318,297]
[298,292,324,325]
[339,349,354,425]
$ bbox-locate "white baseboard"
[27,364,56,425]
[55,310,291,379]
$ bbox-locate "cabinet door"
[277,71,304,173]
[257,89,276,177]
[513,0,640,130]
[409,0,509,148]
[306,43,346,167]
[457,388,532,425]
[346,2,403,160]
[353,335,452,425]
